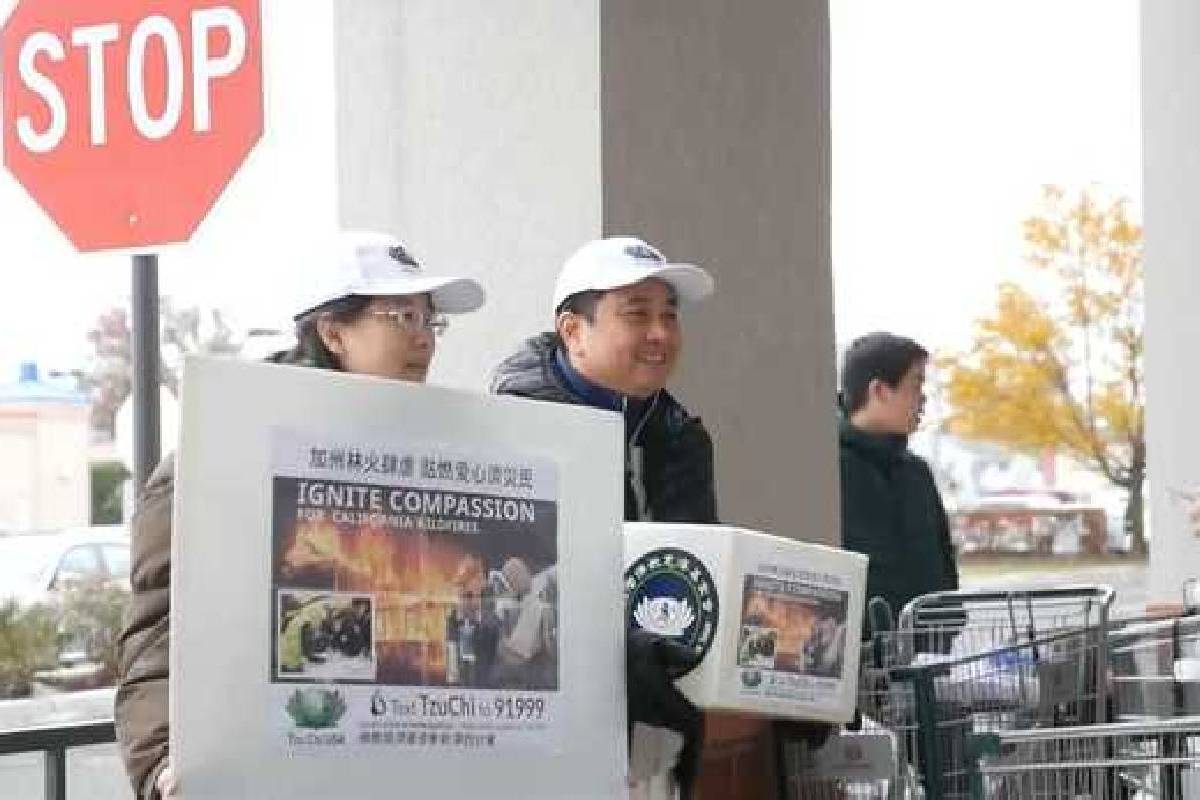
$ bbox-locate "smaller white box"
[623,523,868,723]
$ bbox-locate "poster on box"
[269,428,560,755]
[734,568,850,706]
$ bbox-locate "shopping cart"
[972,715,1200,799]
[780,587,1116,799]
[897,585,1116,664]
[780,721,906,800]
[891,621,1115,800]
[1106,581,1200,723]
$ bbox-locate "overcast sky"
[831,0,1141,354]
[0,1,1142,382]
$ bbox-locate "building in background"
[0,363,89,531]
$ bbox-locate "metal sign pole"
[131,253,161,500]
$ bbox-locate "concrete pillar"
[334,0,837,551]
[1142,1,1200,601]
[601,0,836,547]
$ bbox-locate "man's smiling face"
[558,278,681,397]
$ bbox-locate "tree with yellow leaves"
[941,186,1145,554]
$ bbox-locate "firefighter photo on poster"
[268,428,560,754]
[735,569,849,705]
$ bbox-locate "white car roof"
[0,527,130,597]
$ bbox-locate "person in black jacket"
[492,236,716,795]
[838,332,960,646]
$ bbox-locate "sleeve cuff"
[141,757,167,800]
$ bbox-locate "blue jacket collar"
[553,347,654,426]
[554,347,623,412]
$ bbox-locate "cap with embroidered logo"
[552,236,714,314]
[293,230,485,320]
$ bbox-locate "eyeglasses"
[367,309,449,336]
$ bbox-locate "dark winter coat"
[490,333,718,525]
[838,417,959,632]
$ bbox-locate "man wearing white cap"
[491,236,716,797]
[491,235,716,523]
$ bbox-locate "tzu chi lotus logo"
[624,548,719,674]
[633,596,696,638]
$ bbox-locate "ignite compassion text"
[294,480,538,523]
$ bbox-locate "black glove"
[626,628,705,798]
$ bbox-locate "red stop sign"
[2,0,262,252]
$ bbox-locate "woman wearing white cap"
[278,230,485,377]
[114,231,485,800]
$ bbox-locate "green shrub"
[91,460,131,525]
[0,600,59,698]
[60,581,131,681]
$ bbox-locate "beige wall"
[332,0,836,545]
[0,405,89,530]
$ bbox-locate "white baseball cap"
[293,230,486,320]
[552,236,714,314]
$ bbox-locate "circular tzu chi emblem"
[624,547,719,674]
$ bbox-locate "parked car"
[0,527,130,664]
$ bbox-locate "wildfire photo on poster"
[270,476,559,691]
[737,575,848,679]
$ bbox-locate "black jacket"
[490,333,717,524]
[492,333,716,796]
[838,417,959,629]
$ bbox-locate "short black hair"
[555,283,680,322]
[839,332,929,415]
[555,290,605,321]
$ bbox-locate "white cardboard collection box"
[623,523,868,724]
